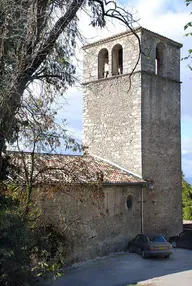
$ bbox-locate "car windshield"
[147,235,166,242]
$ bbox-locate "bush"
[30,224,71,281]
[0,191,70,285]
[182,177,192,220]
[0,195,35,285]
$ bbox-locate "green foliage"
[0,155,10,180]
[186,0,192,6]
[183,0,192,65]
[0,194,35,285]
[31,224,71,281]
[0,187,72,285]
[182,175,192,220]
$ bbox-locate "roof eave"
[103,181,146,187]
[82,26,182,50]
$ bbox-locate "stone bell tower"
[83,27,182,236]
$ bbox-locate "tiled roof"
[7,152,145,186]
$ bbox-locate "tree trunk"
[0,0,85,176]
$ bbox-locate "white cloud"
[135,0,190,40]
[182,158,192,178]
[182,115,192,121]
[182,138,192,155]
[181,137,192,176]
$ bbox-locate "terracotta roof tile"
[7,152,145,186]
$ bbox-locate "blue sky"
[60,0,192,178]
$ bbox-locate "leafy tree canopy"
[183,0,192,66]
[182,174,192,220]
[0,0,138,163]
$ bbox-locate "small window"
[140,235,148,243]
[112,44,123,76]
[98,48,109,79]
[126,194,133,210]
[147,235,166,243]
[155,42,167,76]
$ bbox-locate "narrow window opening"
[118,48,123,74]
[126,194,134,210]
[155,59,158,74]
[98,48,109,79]
[155,42,167,76]
[112,44,123,76]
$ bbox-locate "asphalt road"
[51,249,192,286]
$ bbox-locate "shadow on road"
[51,249,192,286]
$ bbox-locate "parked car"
[169,230,192,249]
[128,234,173,259]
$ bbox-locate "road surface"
[51,249,192,286]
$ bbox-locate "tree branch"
[22,0,85,87]
[32,74,63,80]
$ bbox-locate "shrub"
[0,195,35,285]
[0,191,70,285]
[182,177,192,220]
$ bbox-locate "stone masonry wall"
[83,31,141,83]
[140,29,182,236]
[39,184,142,263]
[141,74,182,236]
[83,32,142,175]
[83,73,142,175]
[83,28,182,238]
[141,29,181,81]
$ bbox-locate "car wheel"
[141,250,147,259]
[171,241,177,248]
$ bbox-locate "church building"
[11,27,183,263]
[82,26,182,240]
